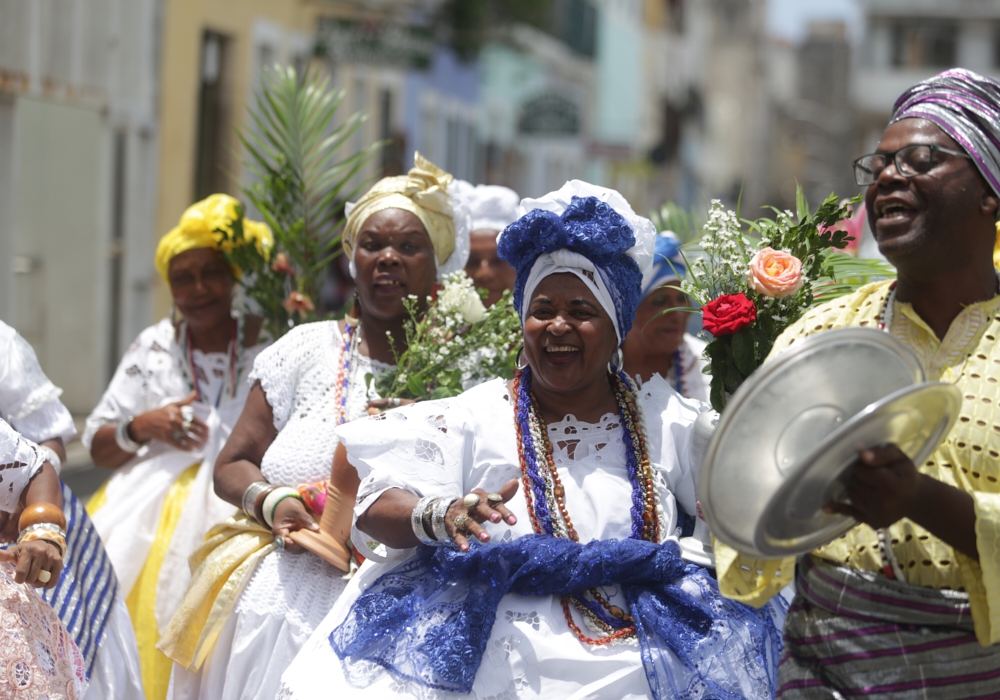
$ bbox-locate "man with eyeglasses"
[715,68,1000,698]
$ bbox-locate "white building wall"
[0,0,161,412]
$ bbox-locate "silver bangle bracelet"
[114,418,143,453]
[430,497,457,545]
[241,481,273,522]
[410,496,437,546]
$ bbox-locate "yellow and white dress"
[716,279,1000,645]
[83,317,267,700]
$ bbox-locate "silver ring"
[389,397,401,408]
[180,405,194,421]
[172,431,185,443]
[274,536,285,550]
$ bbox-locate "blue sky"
[767,0,862,44]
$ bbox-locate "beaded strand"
[513,366,658,645]
[332,318,361,426]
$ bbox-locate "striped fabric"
[778,555,1000,699]
[40,482,119,680]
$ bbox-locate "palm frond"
[812,250,896,304]
[649,201,702,244]
[238,64,384,338]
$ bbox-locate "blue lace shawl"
[331,535,782,698]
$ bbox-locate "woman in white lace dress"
[83,194,272,700]
[160,154,471,700]
[0,321,144,699]
[277,182,785,700]
[622,231,708,402]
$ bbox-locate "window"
[193,31,233,200]
[889,19,957,68]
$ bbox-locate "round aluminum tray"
[699,327,926,558]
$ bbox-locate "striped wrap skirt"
[777,554,1000,699]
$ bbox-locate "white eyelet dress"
[168,320,390,700]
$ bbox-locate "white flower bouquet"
[369,271,522,400]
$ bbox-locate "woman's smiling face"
[522,273,618,396]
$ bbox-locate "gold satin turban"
[342,153,459,269]
[155,194,273,282]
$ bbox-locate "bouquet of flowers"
[370,271,522,400]
[682,190,889,412]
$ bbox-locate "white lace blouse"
[233,320,392,632]
[0,321,76,446]
[276,375,708,699]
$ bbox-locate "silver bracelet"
[241,481,273,522]
[114,418,143,453]
[430,497,457,545]
[410,496,437,546]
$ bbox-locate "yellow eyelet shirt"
[714,280,1000,645]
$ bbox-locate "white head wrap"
[451,180,521,233]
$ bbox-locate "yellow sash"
[156,512,275,670]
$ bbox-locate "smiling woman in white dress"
[83,194,273,700]
[159,153,472,700]
[276,182,785,700]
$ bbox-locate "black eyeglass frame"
[852,144,973,186]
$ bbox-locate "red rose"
[701,293,757,336]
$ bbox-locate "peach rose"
[747,247,803,298]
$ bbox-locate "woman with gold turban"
[159,154,470,700]
[83,194,274,700]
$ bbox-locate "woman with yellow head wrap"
[160,154,469,700]
[83,194,273,700]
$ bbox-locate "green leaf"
[795,183,810,222]
[406,374,426,398]
[731,329,757,377]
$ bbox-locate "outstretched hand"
[446,479,519,552]
[824,444,922,529]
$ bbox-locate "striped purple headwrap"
[891,68,1000,196]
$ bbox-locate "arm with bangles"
[357,479,519,553]
[213,381,319,552]
[4,461,66,589]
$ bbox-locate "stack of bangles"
[17,503,68,583]
[241,480,304,550]
[410,491,505,546]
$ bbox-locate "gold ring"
[453,514,470,532]
[487,493,503,506]
[463,493,481,509]
[36,570,51,583]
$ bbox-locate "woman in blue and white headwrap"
[275,181,783,700]
[622,232,708,401]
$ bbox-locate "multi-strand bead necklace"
[331,317,361,425]
[514,366,662,645]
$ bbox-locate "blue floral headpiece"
[498,195,644,339]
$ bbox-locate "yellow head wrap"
[155,194,274,282]
[342,153,459,271]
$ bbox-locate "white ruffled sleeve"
[0,331,76,444]
[0,419,48,513]
[249,321,338,432]
[637,373,708,521]
[335,396,472,560]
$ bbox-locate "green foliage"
[238,64,383,339]
[649,201,702,244]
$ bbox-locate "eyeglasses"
[852,144,972,186]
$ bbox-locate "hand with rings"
[128,391,209,452]
[366,397,415,415]
[445,478,519,552]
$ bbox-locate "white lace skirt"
[167,549,347,700]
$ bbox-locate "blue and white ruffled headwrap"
[642,231,686,298]
[497,180,656,344]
